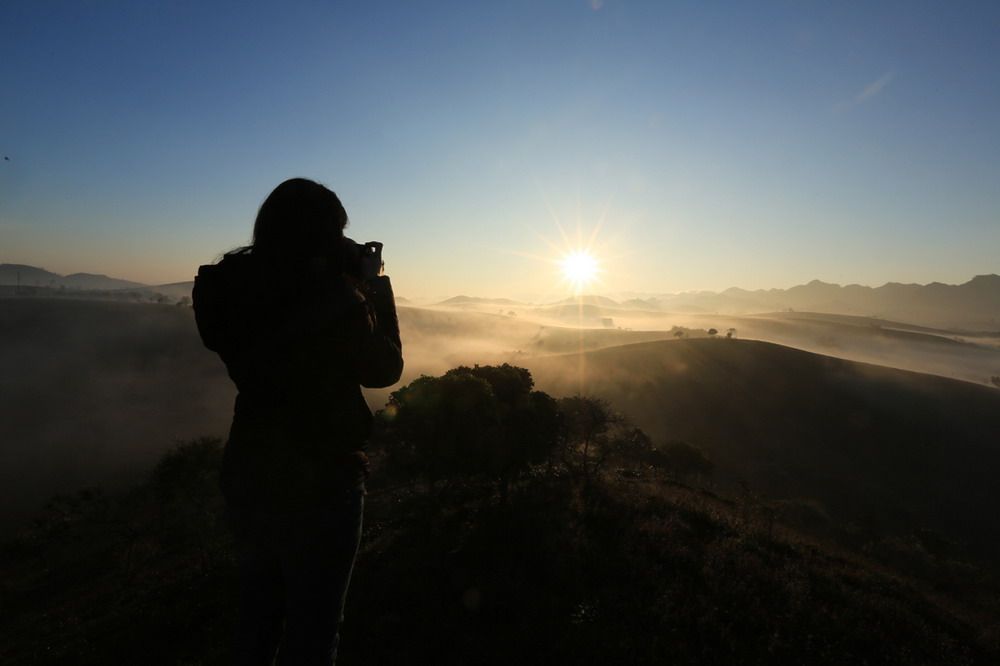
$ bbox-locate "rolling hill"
[526,338,1000,566]
[3,295,1000,662]
[3,293,999,572]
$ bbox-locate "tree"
[382,365,559,496]
[446,364,532,406]
[707,328,718,337]
[556,396,649,483]
[383,373,499,485]
[647,440,714,479]
[991,376,1000,389]
[446,364,559,495]
[726,327,736,339]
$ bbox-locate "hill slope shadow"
[526,338,1000,565]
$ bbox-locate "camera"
[343,237,384,280]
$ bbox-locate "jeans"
[231,483,365,666]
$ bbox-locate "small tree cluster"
[380,364,558,494]
[379,365,656,492]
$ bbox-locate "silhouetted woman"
[193,178,403,665]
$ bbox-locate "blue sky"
[1,1,998,299]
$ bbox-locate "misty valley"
[2,275,1000,664]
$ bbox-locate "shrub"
[382,365,560,493]
[647,440,714,478]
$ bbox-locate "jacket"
[192,250,403,510]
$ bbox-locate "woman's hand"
[360,242,384,280]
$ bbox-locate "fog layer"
[2,294,998,535]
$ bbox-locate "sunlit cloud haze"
[1,1,998,299]
[856,71,895,104]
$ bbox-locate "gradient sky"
[1,1,998,300]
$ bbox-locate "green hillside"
[527,338,1000,566]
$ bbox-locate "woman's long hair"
[249,178,348,270]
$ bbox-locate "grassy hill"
[3,298,1000,662]
[1,438,997,665]
[2,295,998,535]
[526,338,1000,566]
[432,300,1000,386]
[679,311,1000,385]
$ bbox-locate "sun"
[560,251,600,293]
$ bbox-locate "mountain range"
[507,275,1000,331]
[3,262,997,330]
[0,264,145,291]
[641,275,1000,330]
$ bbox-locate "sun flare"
[560,251,600,293]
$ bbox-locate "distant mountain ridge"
[436,295,526,307]
[523,275,1000,330]
[4,261,997,329]
[0,263,146,291]
[649,274,1000,330]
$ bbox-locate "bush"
[381,365,560,492]
[647,440,714,478]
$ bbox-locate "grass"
[2,438,998,665]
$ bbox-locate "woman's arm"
[355,275,404,388]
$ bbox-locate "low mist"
[2,293,999,534]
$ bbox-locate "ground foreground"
[1,439,998,665]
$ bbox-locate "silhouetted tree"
[647,440,714,479]
[383,373,497,485]
[445,364,559,496]
[447,364,532,406]
[556,396,649,483]
[382,365,559,497]
[707,328,718,337]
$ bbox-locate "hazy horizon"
[3,259,998,306]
